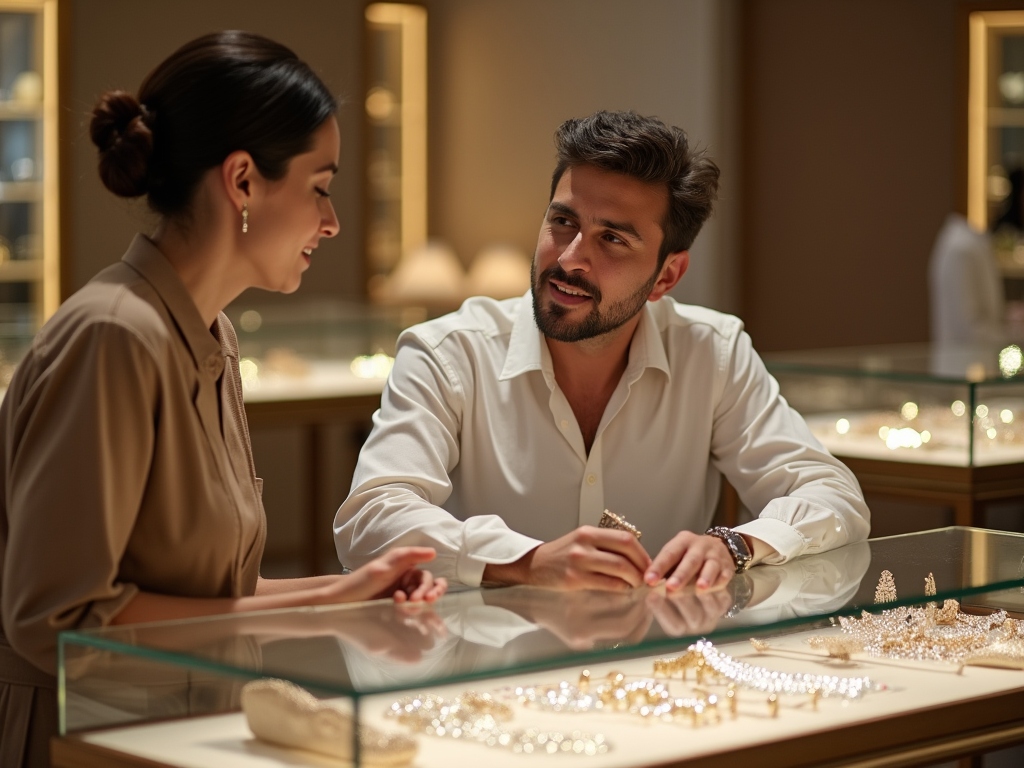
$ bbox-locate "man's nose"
[557,232,590,272]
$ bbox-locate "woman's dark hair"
[550,111,720,265]
[90,31,337,216]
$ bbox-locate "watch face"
[729,531,751,559]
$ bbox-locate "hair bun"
[90,90,154,197]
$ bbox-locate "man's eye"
[315,187,331,198]
[552,217,573,227]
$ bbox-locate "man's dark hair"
[550,111,720,265]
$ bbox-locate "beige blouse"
[0,234,266,674]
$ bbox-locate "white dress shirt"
[334,294,870,587]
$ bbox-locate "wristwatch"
[705,526,753,573]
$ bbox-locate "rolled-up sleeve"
[2,321,158,672]
[334,334,541,587]
[710,329,871,564]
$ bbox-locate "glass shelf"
[59,527,1024,737]
[765,342,1024,466]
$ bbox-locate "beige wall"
[425,0,741,313]
[66,0,366,302]
[741,0,960,351]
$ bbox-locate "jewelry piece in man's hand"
[599,509,642,540]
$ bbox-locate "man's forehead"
[551,164,668,231]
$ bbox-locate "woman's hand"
[322,547,448,604]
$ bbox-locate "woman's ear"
[220,150,256,213]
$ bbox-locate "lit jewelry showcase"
[55,528,1024,767]
[766,342,1024,467]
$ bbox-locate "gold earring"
[242,203,249,234]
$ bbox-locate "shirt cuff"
[733,517,808,565]
[455,516,544,587]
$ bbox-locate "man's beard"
[531,260,659,343]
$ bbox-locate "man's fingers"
[578,548,646,588]
[695,558,722,590]
[666,547,706,591]
[645,532,699,585]
[583,528,651,574]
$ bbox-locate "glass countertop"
[765,342,1024,384]
[59,527,1024,704]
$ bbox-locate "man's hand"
[483,526,652,590]
[644,532,736,592]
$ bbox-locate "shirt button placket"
[579,438,604,527]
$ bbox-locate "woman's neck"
[152,215,246,329]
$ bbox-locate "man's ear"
[647,250,689,301]
[220,150,256,213]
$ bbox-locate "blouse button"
[560,419,569,429]
[587,474,596,485]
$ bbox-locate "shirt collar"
[121,233,225,376]
[624,301,672,383]
[499,291,548,382]
[499,292,672,385]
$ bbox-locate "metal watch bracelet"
[704,526,753,573]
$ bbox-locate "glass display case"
[765,342,1024,468]
[0,0,59,348]
[223,299,421,404]
[56,528,1024,767]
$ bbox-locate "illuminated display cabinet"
[766,343,1024,468]
[0,0,59,362]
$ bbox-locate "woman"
[0,31,446,766]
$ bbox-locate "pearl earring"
[242,203,249,234]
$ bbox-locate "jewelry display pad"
[55,627,1024,768]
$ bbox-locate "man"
[335,111,869,592]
